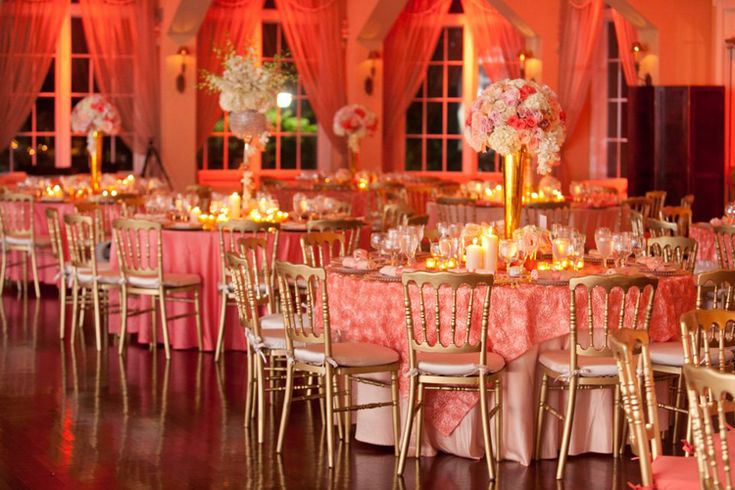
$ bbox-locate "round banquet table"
[690,222,717,271]
[272,187,371,217]
[325,266,695,465]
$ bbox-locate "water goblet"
[370,232,384,255]
[595,228,613,269]
[498,239,519,276]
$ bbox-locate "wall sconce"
[518,49,533,79]
[277,91,293,108]
[176,46,190,93]
[364,50,380,95]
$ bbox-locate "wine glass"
[630,233,645,259]
[498,239,519,276]
[370,232,384,255]
[595,228,613,269]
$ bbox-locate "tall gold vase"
[89,130,103,194]
[502,146,528,238]
[349,148,360,173]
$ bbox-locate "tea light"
[190,206,202,224]
[425,257,437,269]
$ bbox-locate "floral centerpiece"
[464,79,566,237]
[333,104,378,172]
[71,94,121,193]
[200,42,291,203]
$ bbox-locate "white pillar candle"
[228,192,241,219]
[466,244,484,273]
[190,206,202,224]
[482,233,499,274]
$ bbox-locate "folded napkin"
[636,256,672,271]
[342,257,370,270]
[711,218,723,227]
[379,265,416,278]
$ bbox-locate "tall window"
[405,26,464,172]
[606,20,628,178]
[476,66,500,172]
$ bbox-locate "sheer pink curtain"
[382,0,451,172]
[611,9,639,86]
[0,0,69,151]
[278,0,347,162]
[80,0,160,155]
[196,0,261,150]
[463,0,524,81]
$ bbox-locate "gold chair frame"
[436,196,477,225]
[300,231,346,268]
[405,184,436,215]
[645,190,667,219]
[661,206,692,237]
[618,197,653,231]
[524,201,571,228]
[647,236,698,273]
[713,224,735,269]
[306,219,361,256]
[74,202,110,244]
[381,203,413,230]
[46,207,73,339]
[117,195,145,218]
[645,217,679,237]
[680,194,695,209]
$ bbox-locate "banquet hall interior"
[2,0,735,488]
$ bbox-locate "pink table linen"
[690,222,716,263]
[273,188,371,217]
[326,269,695,464]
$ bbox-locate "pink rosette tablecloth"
[326,268,695,465]
[690,222,716,264]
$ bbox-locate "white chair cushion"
[650,341,734,367]
[260,313,285,330]
[261,329,288,350]
[539,349,619,377]
[417,351,505,376]
[295,342,399,368]
[76,268,121,285]
[5,234,51,248]
[127,272,201,289]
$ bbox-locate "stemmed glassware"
[595,227,613,269]
[630,233,645,259]
[498,238,519,276]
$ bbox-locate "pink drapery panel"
[79,0,160,155]
[463,0,524,82]
[277,0,347,162]
[0,0,69,151]
[382,0,451,172]
[196,0,261,150]
[611,9,639,86]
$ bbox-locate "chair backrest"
[609,329,662,488]
[112,218,163,281]
[647,236,698,273]
[117,195,145,218]
[0,192,34,238]
[64,213,98,272]
[713,224,735,270]
[680,309,735,372]
[683,363,735,489]
[621,197,653,219]
[217,220,280,292]
[300,231,345,267]
[227,246,276,336]
[406,214,429,226]
[306,219,360,255]
[45,207,65,270]
[661,206,692,237]
[401,272,494,367]
[275,261,331,354]
[630,210,645,236]
[697,269,735,310]
[436,196,477,225]
[645,217,679,238]
[185,185,212,212]
[680,194,695,209]
[405,184,436,215]
[645,190,667,218]
[568,274,658,361]
[381,203,413,230]
[237,236,277,314]
[524,201,571,227]
[74,202,109,244]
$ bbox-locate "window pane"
[446,103,461,134]
[607,102,618,138]
[71,136,87,170]
[405,138,422,171]
[426,102,442,134]
[19,113,31,133]
[606,141,618,177]
[206,137,224,170]
[300,100,317,132]
[262,23,278,58]
[71,18,88,53]
[227,137,244,169]
[431,31,444,61]
[72,58,90,93]
[478,149,497,172]
[607,61,619,97]
[13,137,32,169]
[426,139,442,171]
[263,139,277,169]
[607,22,619,59]
[280,136,297,169]
[447,139,462,172]
[406,102,423,135]
[620,101,628,137]
[36,97,55,132]
[41,59,55,93]
[619,142,628,178]
[447,66,462,98]
[300,136,317,169]
[447,27,463,61]
[426,65,443,98]
[105,136,133,171]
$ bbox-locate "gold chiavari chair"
[618,197,653,231]
[683,364,735,488]
[680,309,735,373]
[381,203,413,230]
[645,190,667,219]
[274,261,400,468]
[630,210,645,236]
[534,274,658,480]
[436,196,477,225]
[185,184,212,213]
[300,231,345,268]
[306,219,361,256]
[610,329,699,489]
[406,214,429,227]
[645,217,679,238]
[524,201,571,228]
[213,220,281,362]
[713,224,735,269]
[661,206,692,237]
[396,271,504,479]
[647,236,698,273]
[697,269,735,310]
[46,207,73,339]
[74,202,110,244]
[227,249,286,444]
[0,192,53,297]
[113,218,203,359]
[65,214,121,351]
[405,184,436,215]
[117,195,145,218]
[680,194,695,209]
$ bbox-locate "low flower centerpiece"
[200,42,291,204]
[71,95,121,194]
[333,104,378,173]
[464,79,566,238]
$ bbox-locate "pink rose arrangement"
[333,104,378,154]
[464,79,566,175]
[71,95,121,155]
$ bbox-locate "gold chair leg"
[325,365,335,468]
[58,282,66,339]
[21,253,27,295]
[92,285,102,352]
[0,248,6,296]
[396,376,418,476]
[556,378,579,480]
[214,292,228,362]
[613,383,621,457]
[334,373,343,441]
[29,248,40,298]
[415,382,424,458]
[70,283,80,343]
[391,372,400,456]
[244,349,254,428]
[256,354,266,445]
[193,288,203,351]
[158,292,171,360]
[343,374,352,444]
[534,373,549,460]
[150,297,157,351]
[479,374,496,480]
[495,377,503,462]
[118,287,128,356]
[671,372,685,444]
[78,287,88,332]
[276,361,295,454]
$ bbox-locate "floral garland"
[464,79,566,175]
[71,94,121,155]
[333,104,378,154]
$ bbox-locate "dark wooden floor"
[0,288,650,489]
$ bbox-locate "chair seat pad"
[260,313,284,330]
[295,342,399,368]
[539,349,618,377]
[128,272,201,288]
[651,455,699,490]
[76,267,120,285]
[650,341,734,367]
[261,329,288,350]
[5,234,51,248]
[417,351,505,376]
